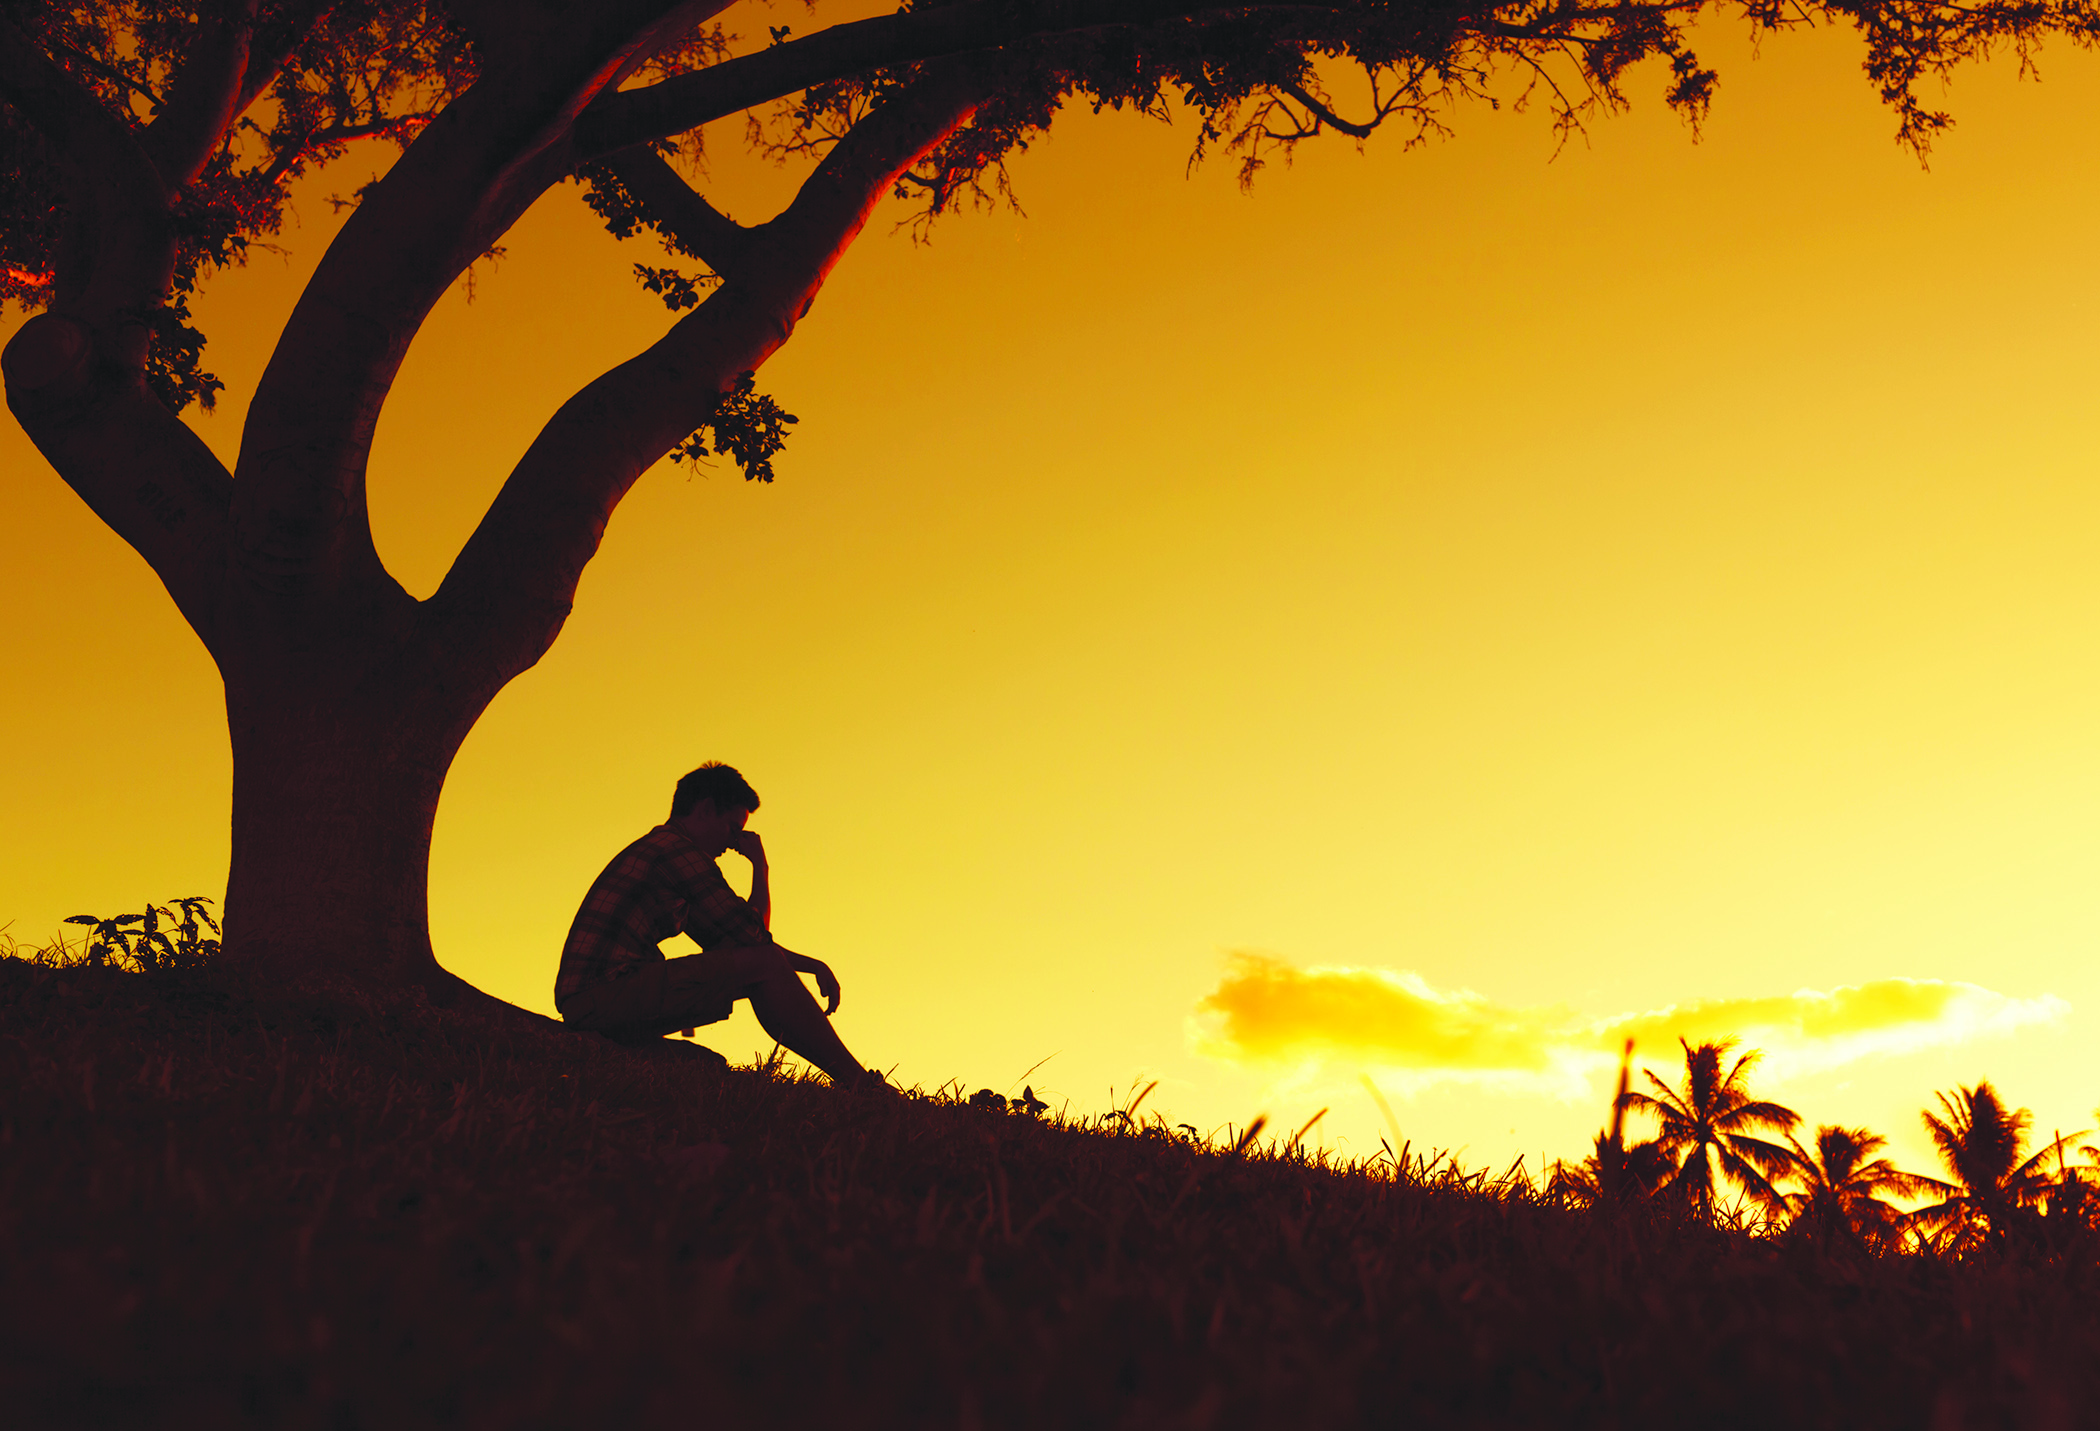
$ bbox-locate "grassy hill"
[3,953,2094,1429]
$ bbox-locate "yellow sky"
[5,12,2100,1182]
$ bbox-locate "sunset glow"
[1194,953,2068,1094]
[7,9,2100,1183]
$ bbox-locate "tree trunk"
[218,635,490,1000]
[2,25,989,1009]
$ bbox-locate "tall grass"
[2,944,2095,1429]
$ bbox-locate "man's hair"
[671,762,760,819]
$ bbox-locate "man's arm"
[728,829,771,928]
[773,943,842,1015]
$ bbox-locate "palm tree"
[1551,1040,1675,1209]
[1782,1125,1937,1251]
[1552,1137,1676,1209]
[1908,1082,2083,1255]
[1618,1038,1800,1220]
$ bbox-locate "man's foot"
[836,1069,900,1098]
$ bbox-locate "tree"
[1551,1038,1674,1208]
[1549,1129,1675,1210]
[1780,1124,1935,1253]
[1618,1037,1798,1221]
[3,0,2091,1003]
[1907,1082,2085,1256]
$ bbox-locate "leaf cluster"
[9,0,2097,454]
[970,1084,1051,1115]
[1822,0,2100,155]
[575,151,724,312]
[667,370,799,482]
[1617,1036,1801,1218]
[0,0,477,410]
[748,0,1731,233]
[57,894,221,974]
[1905,1081,2097,1256]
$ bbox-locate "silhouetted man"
[556,761,884,1090]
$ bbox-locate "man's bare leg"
[712,945,874,1085]
[748,965,869,1084]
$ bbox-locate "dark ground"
[1,955,2094,1430]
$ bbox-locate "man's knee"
[716,942,790,984]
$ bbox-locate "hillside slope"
[2,957,2091,1429]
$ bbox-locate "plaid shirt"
[555,824,771,1007]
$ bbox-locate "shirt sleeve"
[669,844,772,951]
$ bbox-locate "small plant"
[968,1086,1049,1117]
[63,896,221,973]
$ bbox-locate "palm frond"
[1718,1145,1788,1213]
[1723,1132,1800,1178]
[1713,1098,1802,1136]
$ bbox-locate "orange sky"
[5,11,2100,1185]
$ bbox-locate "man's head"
[669,762,759,854]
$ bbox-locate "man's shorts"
[561,956,748,1042]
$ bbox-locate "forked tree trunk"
[1,9,988,1006]
[207,566,553,1001]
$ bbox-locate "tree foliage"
[1781,1124,1939,1253]
[1550,1038,1676,1209]
[6,0,2095,446]
[1618,1037,1800,1219]
[0,1,475,410]
[1907,1081,2090,1255]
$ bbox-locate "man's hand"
[788,952,841,1014]
[732,830,772,927]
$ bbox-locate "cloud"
[1603,980,2069,1079]
[1188,953,1599,1096]
[1192,954,1571,1070]
[1189,952,2068,1093]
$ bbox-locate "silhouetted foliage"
[1619,1037,1800,1221]
[1782,1124,1939,1254]
[1554,1135,1676,1208]
[57,895,221,974]
[1907,1082,2091,1256]
[1551,1038,1675,1209]
[0,0,476,411]
[969,1085,1053,1116]
[665,370,799,482]
[9,0,2098,434]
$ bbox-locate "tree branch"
[39,36,164,114]
[232,2,331,117]
[229,0,733,602]
[425,63,992,692]
[0,18,230,629]
[597,146,751,278]
[257,116,441,188]
[0,15,175,327]
[1278,79,1375,138]
[1481,0,1707,42]
[4,317,235,645]
[142,0,259,188]
[575,0,1311,157]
